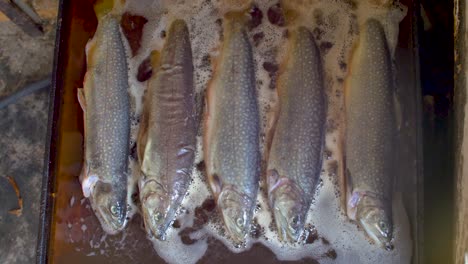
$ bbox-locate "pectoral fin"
[80,162,98,198]
[77,88,86,112]
[209,173,223,200]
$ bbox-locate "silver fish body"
[204,13,260,242]
[79,14,130,234]
[267,27,326,242]
[345,19,396,250]
[137,19,196,240]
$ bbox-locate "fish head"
[273,194,305,242]
[91,180,128,234]
[140,180,171,240]
[218,186,254,242]
[357,196,393,250]
[269,178,307,242]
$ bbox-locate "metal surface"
[0,78,51,109]
[36,0,424,263]
[454,0,468,262]
[0,0,43,36]
[36,0,64,262]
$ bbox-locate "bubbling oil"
[121,0,411,263]
[66,0,411,263]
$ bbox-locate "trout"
[204,12,260,242]
[78,0,130,234]
[137,19,196,240]
[344,18,396,250]
[267,27,326,242]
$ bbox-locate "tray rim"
[34,0,424,263]
[36,0,66,263]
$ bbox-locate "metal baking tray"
[36,0,424,263]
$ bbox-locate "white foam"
[117,0,411,263]
[150,229,208,264]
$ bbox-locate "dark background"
[420,0,455,263]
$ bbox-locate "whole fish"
[266,27,326,242]
[78,0,130,234]
[204,12,260,242]
[344,18,396,250]
[137,19,196,240]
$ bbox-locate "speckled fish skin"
[137,19,196,240]
[267,27,326,243]
[345,19,396,250]
[204,13,260,242]
[79,14,130,235]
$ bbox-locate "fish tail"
[223,0,255,27]
[149,50,160,68]
[221,0,252,14]
[94,0,125,20]
[277,0,304,27]
[282,7,299,26]
[169,19,189,33]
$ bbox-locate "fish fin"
[346,189,359,220]
[82,175,99,198]
[394,92,402,131]
[80,163,98,198]
[77,88,86,113]
[265,170,277,214]
[78,87,87,153]
[79,161,87,183]
[84,35,98,67]
[266,169,281,197]
[209,173,223,201]
[94,0,125,20]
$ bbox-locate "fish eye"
[378,221,389,235]
[236,217,244,228]
[379,221,387,230]
[110,204,119,216]
[154,211,163,223]
[289,215,300,230]
[291,216,298,225]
